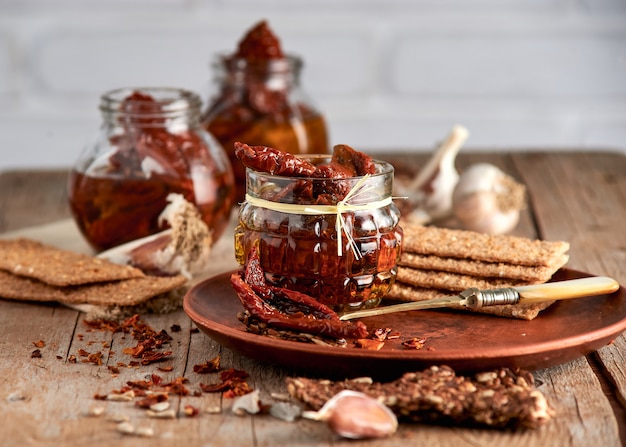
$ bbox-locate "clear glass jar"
[68,87,236,252]
[234,156,403,312]
[202,55,329,202]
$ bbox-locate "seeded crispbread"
[386,281,555,320]
[0,238,145,286]
[399,252,568,282]
[396,266,534,292]
[0,269,186,306]
[401,223,570,267]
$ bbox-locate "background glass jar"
[202,55,329,201]
[68,87,236,251]
[234,157,403,312]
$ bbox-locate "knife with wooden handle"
[339,276,620,321]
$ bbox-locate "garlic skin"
[97,193,212,278]
[302,390,398,439]
[452,163,526,235]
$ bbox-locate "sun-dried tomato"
[234,20,284,62]
[231,247,369,340]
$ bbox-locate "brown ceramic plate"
[183,268,626,379]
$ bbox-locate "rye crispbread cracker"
[396,266,534,292]
[399,252,569,282]
[387,281,555,320]
[402,224,570,267]
[0,238,144,286]
[0,269,186,306]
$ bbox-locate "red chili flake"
[402,337,426,350]
[32,340,45,348]
[200,368,253,397]
[108,365,120,374]
[170,324,182,333]
[135,393,168,409]
[190,328,200,334]
[157,366,174,372]
[78,349,89,357]
[184,405,200,417]
[372,328,392,342]
[93,393,108,400]
[220,368,249,381]
[127,380,153,390]
[193,356,221,374]
[199,382,231,393]
[151,374,163,386]
[354,339,384,350]
[129,361,140,367]
[140,350,172,365]
[163,377,190,396]
[31,349,42,358]
[88,352,103,365]
[56,355,63,360]
[223,381,253,398]
[68,355,77,363]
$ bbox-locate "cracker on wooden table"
[396,265,534,292]
[0,238,145,286]
[401,223,570,267]
[386,281,554,320]
[399,252,569,282]
[0,269,187,306]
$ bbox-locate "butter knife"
[339,276,620,321]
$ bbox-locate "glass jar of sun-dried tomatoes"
[202,21,329,202]
[234,156,403,312]
[68,87,236,251]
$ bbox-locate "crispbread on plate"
[0,238,144,286]
[402,224,570,267]
[399,252,568,282]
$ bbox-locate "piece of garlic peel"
[302,390,398,439]
[97,193,212,278]
[452,163,526,235]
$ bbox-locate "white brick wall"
[1,1,625,170]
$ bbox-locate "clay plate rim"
[183,268,626,379]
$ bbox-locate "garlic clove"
[302,390,397,439]
[452,163,526,235]
[403,125,469,222]
[232,390,261,416]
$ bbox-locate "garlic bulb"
[302,390,397,439]
[452,163,526,235]
[402,125,468,223]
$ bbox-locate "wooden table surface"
[0,151,625,447]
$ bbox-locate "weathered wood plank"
[1,153,625,446]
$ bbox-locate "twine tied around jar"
[243,174,400,259]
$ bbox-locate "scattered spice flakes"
[354,339,385,350]
[402,337,427,350]
[200,368,253,398]
[193,355,221,374]
[87,351,104,365]
[184,405,200,417]
[31,349,42,358]
[32,339,45,348]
